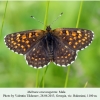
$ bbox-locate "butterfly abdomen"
[42,32,55,61]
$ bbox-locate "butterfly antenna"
[50,12,63,26]
[31,16,44,25]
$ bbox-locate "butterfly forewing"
[52,28,94,50]
[4,30,46,55]
[25,40,50,68]
[53,39,77,66]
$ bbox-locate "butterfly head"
[46,26,51,32]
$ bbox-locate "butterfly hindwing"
[53,38,77,66]
[25,40,50,68]
[4,30,45,55]
[52,28,94,50]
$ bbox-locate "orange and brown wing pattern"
[52,28,94,50]
[4,30,46,55]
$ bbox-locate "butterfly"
[4,25,94,68]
